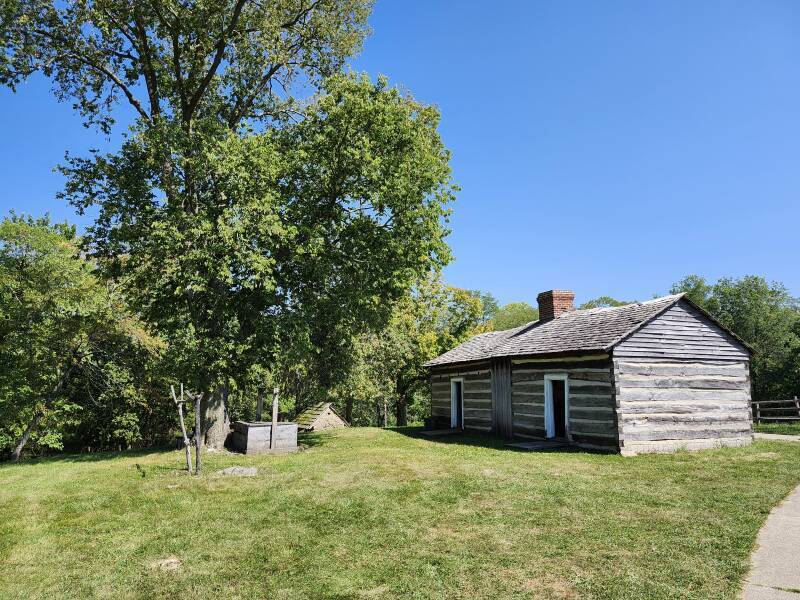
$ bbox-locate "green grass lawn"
[2,428,800,600]
[753,421,800,436]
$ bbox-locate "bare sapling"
[194,391,203,476]
[170,383,193,473]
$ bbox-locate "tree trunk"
[256,387,265,421]
[395,397,407,427]
[11,410,45,462]
[11,363,75,462]
[345,397,353,424]
[202,385,230,449]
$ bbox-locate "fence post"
[754,401,760,424]
[794,396,800,420]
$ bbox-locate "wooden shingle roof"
[424,294,686,367]
[296,402,346,429]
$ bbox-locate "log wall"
[614,359,753,454]
[430,362,492,431]
[511,357,618,450]
[613,300,753,454]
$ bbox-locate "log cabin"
[424,290,754,455]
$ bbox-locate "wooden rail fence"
[752,397,800,424]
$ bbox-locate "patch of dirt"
[520,574,578,599]
[358,585,390,597]
[149,556,182,572]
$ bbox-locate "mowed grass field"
[2,428,800,600]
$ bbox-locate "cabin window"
[450,378,464,429]
[544,374,569,439]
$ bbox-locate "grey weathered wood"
[194,391,203,476]
[615,302,751,361]
[616,361,746,376]
[617,377,747,390]
[232,421,298,454]
[510,359,618,446]
[269,386,279,450]
[491,358,513,439]
[430,363,497,430]
[619,402,747,414]
[623,427,751,442]
[614,343,752,454]
[750,397,800,425]
[754,399,799,406]
[429,298,753,455]
[616,388,750,402]
[171,383,193,473]
[569,419,617,434]
[615,301,750,359]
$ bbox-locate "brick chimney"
[537,290,575,321]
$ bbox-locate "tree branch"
[132,6,162,117]
[186,0,248,120]
[30,28,151,122]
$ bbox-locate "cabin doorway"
[450,379,464,429]
[545,374,569,439]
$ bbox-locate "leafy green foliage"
[331,275,485,425]
[61,75,455,412]
[0,216,165,458]
[2,1,456,441]
[0,0,391,442]
[0,0,373,134]
[671,275,800,399]
[470,290,499,324]
[579,295,631,309]
[490,301,538,331]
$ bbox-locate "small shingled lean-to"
[296,402,349,432]
[425,289,754,456]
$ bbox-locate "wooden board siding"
[491,358,512,438]
[430,363,492,431]
[614,300,750,361]
[511,357,618,449]
[614,358,753,455]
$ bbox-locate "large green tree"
[490,301,538,331]
[0,216,161,460]
[1,2,455,447]
[671,275,800,400]
[579,295,631,309]
[333,276,484,426]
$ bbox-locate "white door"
[450,379,464,429]
[544,374,569,439]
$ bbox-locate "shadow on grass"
[3,430,339,468]
[389,426,591,454]
[0,445,176,468]
[296,431,332,449]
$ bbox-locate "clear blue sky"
[1,1,798,306]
